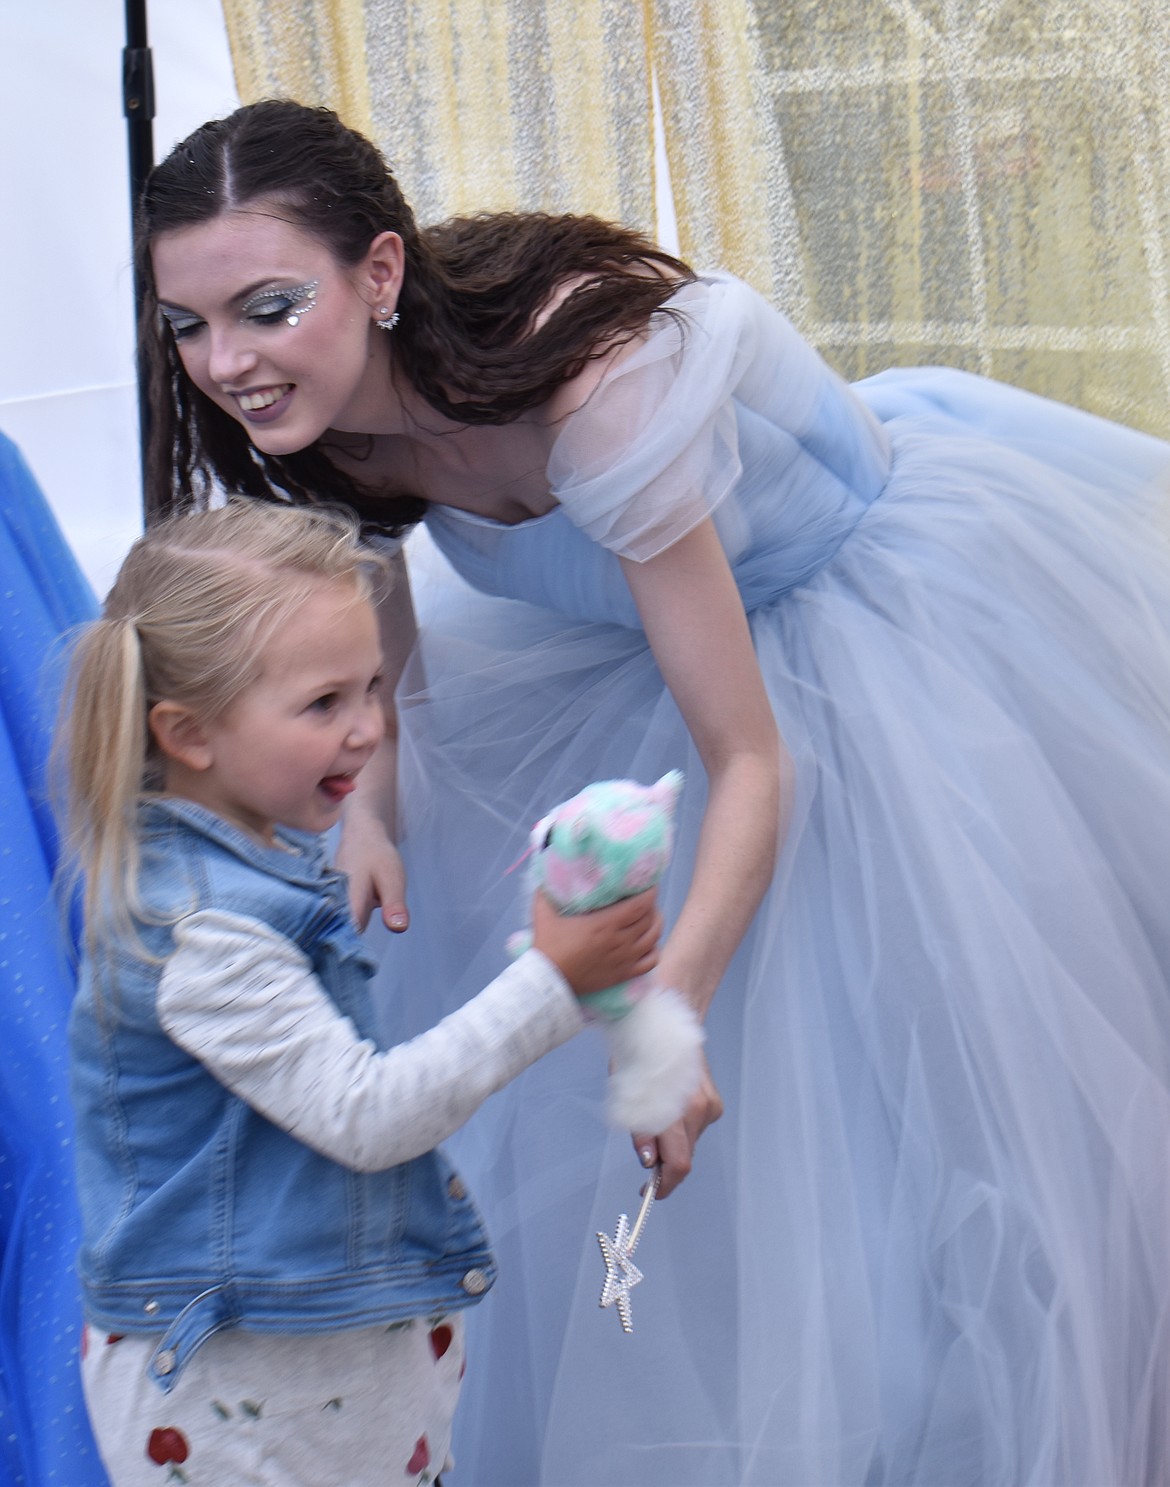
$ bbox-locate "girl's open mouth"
[319,774,357,803]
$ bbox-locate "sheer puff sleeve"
[547,275,758,562]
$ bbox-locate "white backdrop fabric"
[0,0,239,596]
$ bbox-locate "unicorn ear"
[651,770,684,816]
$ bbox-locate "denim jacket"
[69,798,497,1392]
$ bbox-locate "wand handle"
[628,1166,660,1251]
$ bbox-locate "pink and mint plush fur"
[507,771,704,1134]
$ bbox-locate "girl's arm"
[336,547,418,930]
[156,889,660,1172]
[619,518,792,1195]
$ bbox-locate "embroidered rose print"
[429,1323,453,1361]
[406,1433,430,1474]
[147,1425,190,1481]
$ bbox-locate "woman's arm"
[336,547,418,930]
[620,518,793,1194]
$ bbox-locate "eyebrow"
[158,278,298,315]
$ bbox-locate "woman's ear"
[149,700,213,772]
[360,231,406,314]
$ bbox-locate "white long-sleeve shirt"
[157,909,584,1172]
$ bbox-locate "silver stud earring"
[375,308,400,331]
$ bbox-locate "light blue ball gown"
[374,274,1170,1486]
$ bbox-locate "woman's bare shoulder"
[539,266,685,422]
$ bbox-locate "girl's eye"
[241,280,319,327]
[309,693,338,713]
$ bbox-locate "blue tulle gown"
[372,274,1170,1486]
[0,432,105,1485]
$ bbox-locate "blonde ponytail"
[55,616,152,946]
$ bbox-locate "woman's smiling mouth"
[236,385,293,412]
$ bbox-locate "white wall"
[0,1,239,596]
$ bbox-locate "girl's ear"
[359,231,405,314]
[149,700,213,772]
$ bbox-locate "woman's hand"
[336,547,418,933]
[531,888,662,997]
[336,809,409,932]
[633,1052,724,1198]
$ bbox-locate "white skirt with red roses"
[80,1314,464,1485]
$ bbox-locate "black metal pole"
[123,0,155,517]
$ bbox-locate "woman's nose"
[206,327,259,387]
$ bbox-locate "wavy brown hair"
[137,99,695,531]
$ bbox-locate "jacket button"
[447,1176,466,1201]
[461,1268,488,1296]
[143,1299,160,1316]
[155,1348,176,1375]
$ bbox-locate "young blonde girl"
[58,500,658,1486]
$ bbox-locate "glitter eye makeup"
[159,308,204,341]
[240,280,320,327]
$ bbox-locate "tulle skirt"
[372,376,1170,1486]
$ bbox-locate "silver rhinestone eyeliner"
[241,280,319,326]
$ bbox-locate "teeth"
[238,385,291,411]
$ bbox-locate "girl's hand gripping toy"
[507,771,704,1134]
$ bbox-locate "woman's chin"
[243,419,321,458]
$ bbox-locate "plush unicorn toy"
[507,771,704,1134]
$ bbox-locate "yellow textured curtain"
[653,0,1170,434]
[223,0,658,230]
[222,0,1170,435]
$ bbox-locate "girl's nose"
[348,696,385,752]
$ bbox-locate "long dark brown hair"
[137,99,695,532]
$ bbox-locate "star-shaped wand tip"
[597,1214,645,1333]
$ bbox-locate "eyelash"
[161,281,319,341]
[164,315,204,342]
[305,678,381,717]
[241,281,319,326]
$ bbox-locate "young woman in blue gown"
[136,99,1170,1485]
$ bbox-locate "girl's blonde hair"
[55,500,385,946]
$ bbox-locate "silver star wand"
[596,1166,660,1333]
